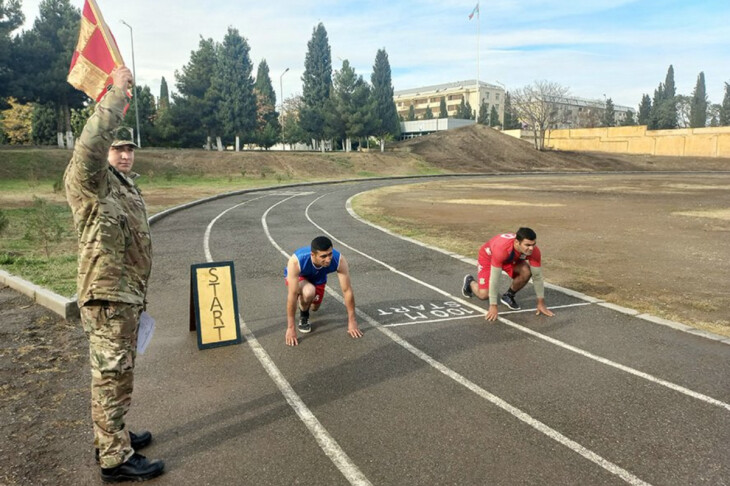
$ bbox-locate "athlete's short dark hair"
[311,236,333,253]
[515,227,537,241]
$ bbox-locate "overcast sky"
[19,0,730,109]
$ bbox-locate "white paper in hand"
[137,311,156,355]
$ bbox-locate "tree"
[0,0,24,103]
[212,27,256,151]
[0,97,32,144]
[124,85,157,146]
[14,0,85,148]
[32,103,58,144]
[330,60,370,151]
[24,196,65,259]
[477,100,488,124]
[707,103,721,127]
[502,92,520,129]
[439,97,448,118]
[510,80,570,150]
[254,59,281,149]
[159,77,170,111]
[280,95,309,148]
[690,72,707,128]
[601,98,616,127]
[651,65,677,129]
[675,95,691,128]
[638,94,652,126]
[620,109,636,126]
[370,48,399,151]
[720,83,730,126]
[300,23,332,151]
[489,105,499,127]
[424,105,434,120]
[455,98,467,119]
[407,104,415,121]
[172,36,219,148]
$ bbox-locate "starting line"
[382,302,593,328]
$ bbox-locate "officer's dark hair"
[515,227,537,242]
[311,236,333,253]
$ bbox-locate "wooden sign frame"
[189,261,242,350]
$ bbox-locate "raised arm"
[64,67,132,197]
[336,256,362,338]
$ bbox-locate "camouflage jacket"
[64,87,152,307]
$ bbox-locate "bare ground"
[1,125,729,484]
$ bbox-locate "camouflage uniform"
[64,86,152,469]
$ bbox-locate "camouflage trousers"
[80,301,142,469]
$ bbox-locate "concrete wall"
[542,125,730,158]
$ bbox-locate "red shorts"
[476,262,515,289]
[285,277,326,304]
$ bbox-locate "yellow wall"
[543,125,730,158]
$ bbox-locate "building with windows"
[393,80,505,124]
[549,96,636,128]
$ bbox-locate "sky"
[18,0,730,109]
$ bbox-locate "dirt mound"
[392,124,730,172]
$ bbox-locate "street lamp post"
[279,67,290,115]
[120,20,141,148]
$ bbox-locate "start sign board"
[189,261,242,350]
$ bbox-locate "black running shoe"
[462,275,475,298]
[500,292,521,310]
[298,310,311,333]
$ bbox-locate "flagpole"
[476,1,480,115]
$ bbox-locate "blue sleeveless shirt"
[285,246,341,285]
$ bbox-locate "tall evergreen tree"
[649,84,664,129]
[689,71,707,128]
[14,0,85,147]
[424,105,434,120]
[212,27,256,150]
[32,103,57,144]
[172,36,219,148]
[721,82,730,126]
[620,110,636,126]
[465,99,474,120]
[489,105,499,127]
[349,78,375,145]
[456,98,467,119]
[407,104,415,121]
[123,85,156,146]
[659,65,677,129]
[0,0,24,104]
[370,48,399,151]
[300,23,332,151]
[638,94,651,126]
[502,92,520,129]
[439,97,448,118]
[254,59,281,149]
[601,98,616,127]
[329,59,367,151]
[477,99,488,124]
[159,76,170,111]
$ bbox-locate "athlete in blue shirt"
[284,236,362,346]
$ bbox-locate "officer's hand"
[111,66,133,90]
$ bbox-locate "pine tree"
[424,105,434,120]
[649,84,664,129]
[456,98,467,119]
[477,100,488,124]
[254,59,281,149]
[620,110,636,126]
[660,65,677,129]
[439,97,448,118]
[638,94,651,126]
[123,85,156,146]
[721,83,730,126]
[689,72,707,128]
[502,92,520,129]
[0,0,24,102]
[159,77,170,111]
[407,104,415,121]
[212,27,256,150]
[601,98,616,127]
[489,105,499,127]
[330,59,368,151]
[300,23,332,151]
[32,103,57,144]
[465,100,474,120]
[370,48,399,151]
[172,37,219,148]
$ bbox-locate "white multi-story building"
[393,80,505,123]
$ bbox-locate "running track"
[118,176,728,486]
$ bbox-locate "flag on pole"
[67,0,125,102]
[468,2,479,20]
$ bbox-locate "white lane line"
[204,194,272,262]
[263,194,651,486]
[206,194,372,486]
[383,302,594,328]
[335,195,730,412]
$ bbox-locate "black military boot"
[95,430,153,463]
[100,453,164,483]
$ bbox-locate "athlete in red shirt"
[462,227,554,321]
